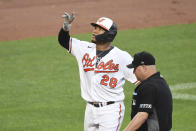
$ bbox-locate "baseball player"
[58,12,138,131]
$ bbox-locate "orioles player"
[58,12,138,131]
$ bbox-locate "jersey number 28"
[100,75,118,88]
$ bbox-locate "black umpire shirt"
[131,72,172,131]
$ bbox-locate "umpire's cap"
[127,51,155,69]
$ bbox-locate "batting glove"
[61,12,75,31]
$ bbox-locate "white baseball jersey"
[68,37,137,102]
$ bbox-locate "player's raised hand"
[61,12,75,31]
[62,12,75,24]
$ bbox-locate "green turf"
[175,88,196,95]
[0,23,196,131]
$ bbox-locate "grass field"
[0,23,196,131]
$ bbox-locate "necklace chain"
[95,46,113,67]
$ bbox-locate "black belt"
[88,101,115,107]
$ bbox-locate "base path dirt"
[0,0,196,41]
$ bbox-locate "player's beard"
[91,36,105,45]
[91,34,107,45]
[91,39,96,43]
[92,40,106,45]
[91,34,97,43]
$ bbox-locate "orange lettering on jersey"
[96,59,119,73]
[82,53,95,67]
[84,68,94,72]
[82,54,119,73]
[82,53,95,72]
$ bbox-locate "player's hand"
[61,12,75,31]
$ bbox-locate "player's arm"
[122,52,139,84]
[123,112,149,131]
[57,12,75,50]
[58,28,70,50]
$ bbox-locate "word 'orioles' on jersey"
[68,37,137,102]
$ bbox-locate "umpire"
[124,51,173,131]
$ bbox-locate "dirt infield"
[0,0,196,41]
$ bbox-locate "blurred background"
[0,0,196,41]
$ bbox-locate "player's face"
[91,26,105,43]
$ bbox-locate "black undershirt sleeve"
[58,28,70,50]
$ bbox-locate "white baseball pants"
[84,101,125,131]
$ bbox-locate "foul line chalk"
[170,82,196,101]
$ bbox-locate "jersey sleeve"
[122,52,138,84]
[69,37,95,57]
[137,84,155,113]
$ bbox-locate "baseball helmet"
[91,17,117,43]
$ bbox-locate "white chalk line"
[170,82,196,101]
[170,82,196,91]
